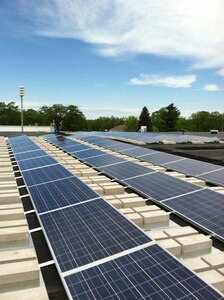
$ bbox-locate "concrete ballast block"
[140,210,170,224]
[182,257,210,272]
[198,270,224,292]
[201,252,224,270]
[164,226,198,238]
[126,213,143,227]
[157,239,181,257]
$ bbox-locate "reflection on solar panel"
[120,146,155,157]
[199,168,224,186]
[17,155,57,171]
[166,158,221,176]
[15,149,47,161]
[142,152,186,165]
[163,189,224,241]
[40,199,151,272]
[84,154,124,168]
[65,244,222,300]
[73,149,105,159]
[22,164,73,186]
[29,176,99,213]
[124,172,201,201]
[99,161,154,181]
[11,144,40,154]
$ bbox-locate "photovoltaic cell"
[99,161,154,181]
[164,158,220,176]
[120,147,156,157]
[199,168,224,187]
[163,189,224,241]
[73,149,105,159]
[15,149,47,161]
[65,244,222,300]
[142,152,185,165]
[124,172,202,201]
[29,176,99,213]
[40,199,151,272]
[11,144,40,154]
[17,155,57,171]
[84,154,124,168]
[22,164,73,186]
[69,144,91,153]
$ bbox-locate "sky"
[0,0,224,119]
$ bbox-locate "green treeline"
[0,101,223,132]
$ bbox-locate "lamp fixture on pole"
[19,86,25,133]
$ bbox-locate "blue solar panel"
[120,146,156,157]
[99,161,154,181]
[29,176,99,213]
[22,164,73,186]
[142,152,185,165]
[40,198,151,272]
[69,144,91,153]
[161,158,220,176]
[65,244,222,300]
[106,143,138,152]
[124,172,202,201]
[163,189,224,241]
[17,155,57,171]
[11,144,40,154]
[73,149,105,159]
[198,168,224,187]
[15,149,47,161]
[84,154,124,168]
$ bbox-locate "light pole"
[19,86,25,133]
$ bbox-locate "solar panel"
[73,149,105,160]
[22,164,73,186]
[17,155,57,171]
[29,176,99,213]
[40,198,151,272]
[124,172,202,201]
[120,146,156,157]
[68,144,91,153]
[11,144,40,154]
[105,143,139,152]
[163,189,224,241]
[142,152,186,165]
[84,154,125,168]
[99,161,154,181]
[15,149,47,161]
[198,168,224,186]
[65,244,222,300]
[166,158,221,176]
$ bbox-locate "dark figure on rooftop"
[53,112,63,134]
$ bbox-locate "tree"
[124,116,138,132]
[138,106,152,131]
[151,108,167,131]
[62,105,86,131]
[165,103,180,131]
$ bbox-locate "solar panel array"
[10,135,222,299]
[75,134,224,187]
[44,135,224,243]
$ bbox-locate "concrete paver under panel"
[146,230,169,241]
[182,257,210,272]
[0,208,24,221]
[0,219,27,229]
[0,248,36,264]
[118,208,134,214]
[163,226,198,239]
[108,199,122,209]
[0,260,39,287]
[0,226,29,243]
[0,287,49,300]
[175,234,212,258]
[132,205,161,213]
[140,210,170,225]
[201,252,224,270]
[157,239,181,257]
[197,270,224,292]
[0,193,20,204]
[121,198,146,208]
[126,213,143,227]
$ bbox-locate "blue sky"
[0,0,224,119]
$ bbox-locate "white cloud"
[128,74,196,88]
[203,84,222,91]
[19,0,224,70]
[217,68,224,77]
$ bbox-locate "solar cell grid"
[68,144,91,153]
[84,154,124,168]
[142,152,186,165]
[40,198,151,272]
[22,164,73,186]
[15,149,47,161]
[17,155,57,171]
[29,176,99,213]
[73,149,105,159]
[99,161,154,181]
[119,146,156,157]
[166,158,221,176]
[199,168,224,186]
[65,244,222,300]
[124,172,202,201]
[11,144,40,154]
[163,189,224,241]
